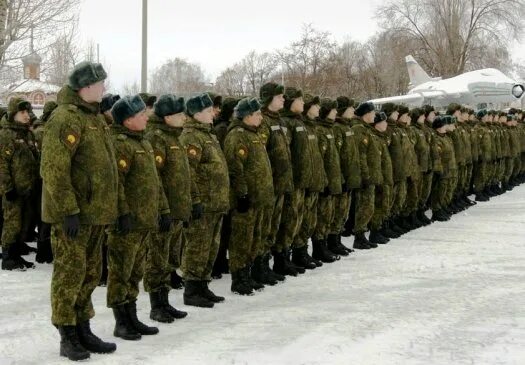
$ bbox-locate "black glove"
[158,214,173,233]
[341,182,349,193]
[63,214,80,239]
[182,221,190,228]
[191,203,204,220]
[236,195,251,213]
[361,178,370,188]
[319,186,330,197]
[117,214,132,235]
[4,189,18,202]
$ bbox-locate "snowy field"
[1,186,525,365]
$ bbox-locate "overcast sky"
[78,0,525,93]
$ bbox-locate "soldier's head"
[186,93,214,124]
[303,94,321,120]
[410,108,425,125]
[68,61,107,103]
[381,103,398,121]
[234,97,263,127]
[432,116,447,133]
[423,105,436,123]
[155,94,187,127]
[218,97,239,124]
[260,82,285,112]
[320,98,338,121]
[445,116,457,131]
[374,111,388,132]
[139,93,157,118]
[100,94,120,123]
[111,94,148,131]
[8,97,32,124]
[397,105,410,125]
[498,111,507,123]
[336,96,356,119]
[41,100,58,123]
[284,87,304,114]
[207,92,223,119]
[355,102,376,124]
[446,103,462,119]
[476,109,488,123]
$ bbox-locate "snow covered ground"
[1,186,525,365]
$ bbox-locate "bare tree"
[214,63,247,97]
[149,58,208,96]
[241,51,278,96]
[44,22,80,86]
[120,80,141,96]
[378,0,525,77]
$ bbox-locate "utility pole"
[141,0,148,93]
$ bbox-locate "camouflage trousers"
[370,185,392,230]
[455,164,466,196]
[391,180,407,218]
[275,189,305,253]
[313,195,335,240]
[402,176,420,217]
[504,157,514,183]
[50,224,104,326]
[330,191,351,235]
[417,171,433,209]
[473,161,488,193]
[144,221,184,293]
[169,220,185,270]
[431,175,449,212]
[293,191,318,249]
[465,163,473,192]
[1,195,32,250]
[106,231,149,307]
[229,207,265,272]
[181,213,223,281]
[445,173,459,205]
[265,194,284,252]
[354,185,375,234]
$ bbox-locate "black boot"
[201,281,226,303]
[285,249,306,274]
[262,253,285,282]
[292,246,317,270]
[252,255,278,285]
[149,291,175,323]
[311,239,338,263]
[1,245,26,271]
[76,320,117,353]
[231,268,254,295]
[381,220,400,239]
[170,271,184,290]
[211,246,229,279]
[410,212,424,229]
[112,304,141,340]
[369,230,389,244]
[399,216,413,232]
[160,288,189,318]
[475,192,489,202]
[272,251,298,276]
[183,281,214,308]
[431,210,449,222]
[337,234,354,253]
[353,232,371,249]
[246,263,265,291]
[327,234,349,256]
[36,239,53,264]
[417,209,431,225]
[16,240,36,255]
[393,217,408,234]
[126,301,159,334]
[58,325,90,361]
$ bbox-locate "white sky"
[78,0,525,93]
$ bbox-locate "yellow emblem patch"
[5,150,11,156]
[155,155,163,164]
[67,135,76,144]
[238,146,248,158]
[118,159,127,169]
[189,148,197,156]
[363,138,368,145]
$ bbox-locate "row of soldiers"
[0,60,524,361]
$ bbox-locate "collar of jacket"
[262,107,281,120]
[148,114,180,134]
[111,124,144,139]
[280,109,302,120]
[318,118,337,127]
[56,85,100,115]
[184,118,213,132]
[396,121,410,129]
[227,119,259,133]
[0,115,31,132]
[335,117,352,126]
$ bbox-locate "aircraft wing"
[368,90,453,106]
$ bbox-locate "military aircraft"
[369,55,525,108]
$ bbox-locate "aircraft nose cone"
[512,84,525,98]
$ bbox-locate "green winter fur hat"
[41,101,58,122]
[381,102,398,117]
[234,97,261,120]
[139,93,157,108]
[283,87,303,110]
[111,94,146,125]
[303,94,321,115]
[374,111,387,124]
[336,96,355,116]
[409,108,423,121]
[8,97,32,122]
[186,93,213,116]
[396,105,409,117]
[432,116,447,129]
[446,103,461,115]
[68,61,107,91]
[422,104,435,117]
[100,94,120,113]
[476,109,488,119]
[154,94,186,117]
[260,82,285,106]
[355,102,375,117]
[207,92,223,107]
[219,97,239,121]
[319,98,338,120]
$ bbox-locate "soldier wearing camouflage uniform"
[144,94,191,322]
[0,98,38,270]
[41,61,117,360]
[180,93,230,308]
[224,98,274,295]
[106,95,166,341]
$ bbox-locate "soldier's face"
[375,120,387,132]
[390,111,399,121]
[427,112,436,122]
[124,110,148,131]
[213,106,221,119]
[268,94,285,112]
[363,111,375,124]
[194,107,214,124]
[327,109,338,121]
[86,81,106,103]
[307,104,320,119]
[165,112,187,128]
[342,107,354,119]
[290,97,304,114]
[244,110,263,127]
[14,110,30,124]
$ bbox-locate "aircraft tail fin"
[406,55,432,87]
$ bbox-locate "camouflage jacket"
[334,117,361,189]
[303,117,328,192]
[351,119,382,186]
[259,108,293,194]
[478,123,494,162]
[386,121,412,182]
[457,123,473,164]
[213,119,230,150]
[111,124,169,230]
[281,110,313,190]
[434,132,457,178]
[450,128,466,166]
[40,85,119,225]
[0,117,38,195]
[224,120,274,208]
[315,119,343,194]
[180,119,230,213]
[372,128,393,186]
[145,115,192,222]
[412,122,432,173]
